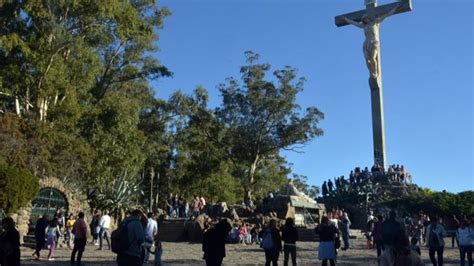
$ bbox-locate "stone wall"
[12,177,90,243]
[11,206,32,244]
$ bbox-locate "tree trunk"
[149,166,155,211]
[245,155,259,202]
[14,96,21,116]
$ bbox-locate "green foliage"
[385,190,474,218]
[0,165,40,214]
[91,173,143,222]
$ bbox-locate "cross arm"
[335,0,413,27]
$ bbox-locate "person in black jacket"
[0,217,20,266]
[202,219,232,266]
[259,219,282,266]
[32,214,49,260]
[281,218,299,266]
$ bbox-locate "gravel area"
[21,238,460,265]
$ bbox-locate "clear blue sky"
[152,0,473,193]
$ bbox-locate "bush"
[0,165,40,214]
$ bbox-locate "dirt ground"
[21,237,460,265]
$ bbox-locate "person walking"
[456,220,473,266]
[45,218,61,261]
[372,215,384,257]
[316,216,338,266]
[98,210,111,250]
[202,219,232,266]
[32,213,49,260]
[426,216,447,266]
[144,212,158,263]
[259,219,282,266]
[0,217,21,266]
[116,209,146,266]
[281,218,299,266]
[340,212,351,250]
[70,212,87,266]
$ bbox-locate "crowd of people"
[321,164,412,197]
[165,194,208,219]
[1,205,473,266]
[364,210,474,266]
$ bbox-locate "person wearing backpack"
[259,219,282,266]
[456,219,473,266]
[113,209,146,266]
[426,216,447,266]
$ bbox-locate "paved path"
[21,238,460,265]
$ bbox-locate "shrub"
[0,165,40,214]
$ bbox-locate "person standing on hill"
[281,218,299,266]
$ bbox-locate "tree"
[0,164,39,214]
[215,51,324,201]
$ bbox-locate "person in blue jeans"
[456,220,473,266]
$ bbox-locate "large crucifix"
[335,0,412,168]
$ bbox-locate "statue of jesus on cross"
[334,0,412,168]
[342,7,398,79]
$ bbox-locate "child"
[65,213,76,249]
[148,233,163,266]
[45,218,61,261]
[410,236,421,255]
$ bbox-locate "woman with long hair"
[316,216,338,266]
[282,218,299,266]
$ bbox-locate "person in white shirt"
[456,220,474,266]
[98,210,111,250]
[144,212,158,263]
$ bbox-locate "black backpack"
[111,219,135,254]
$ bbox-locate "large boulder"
[232,204,255,217]
[184,214,208,242]
[228,208,239,220]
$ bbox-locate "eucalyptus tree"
[215,52,324,202]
